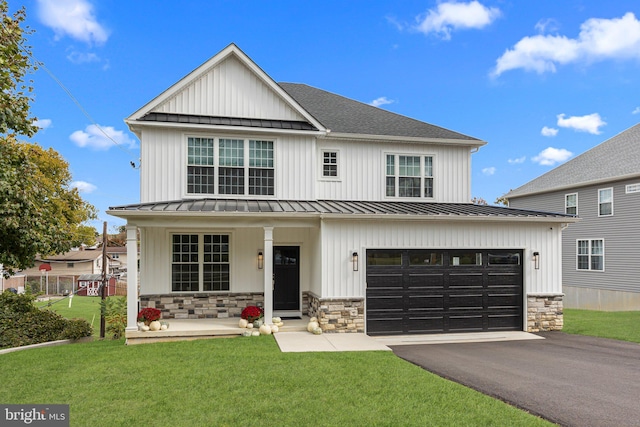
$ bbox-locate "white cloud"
[369,97,394,107]
[71,181,97,193]
[508,156,526,164]
[36,0,109,45]
[66,50,101,64]
[493,12,640,76]
[541,126,558,137]
[535,18,560,34]
[70,124,137,151]
[482,167,496,175]
[415,1,501,40]
[532,147,573,166]
[632,107,640,114]
[557,113,606,134]
[34,118,52,129]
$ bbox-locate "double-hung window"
[187,137,274,196]
[322,151,338,178]
[386,154,434,198]
[565,193,578,215]
[577,239,604,271]
[171,234,230,292]
[598,188,613,216]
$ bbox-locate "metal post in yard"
[100,221,107,339]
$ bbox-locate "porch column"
[263,227,274,325]
[125,224,139,332]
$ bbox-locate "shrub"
[101,296,127,339]
[0,290,92,349]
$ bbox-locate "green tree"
[1,1,96,276]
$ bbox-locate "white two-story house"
[108,44,576,336]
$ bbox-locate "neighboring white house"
[108,44,577,335]
[506,123,640,310]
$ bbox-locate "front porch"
[125,316,310,345]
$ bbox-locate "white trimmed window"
[322,151,339,178]
[171,234,230,292]
[598,188,613,216]
[565,193,578,215]
[386,154,434,198]
[187,137,274,196]
[626,183,640,194]
[577,239,604,271]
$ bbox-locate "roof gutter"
[320,131,487,148]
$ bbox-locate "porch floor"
[125,316,309,345]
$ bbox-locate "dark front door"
[273,246,300,311]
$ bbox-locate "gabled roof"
[108,198,575,222]
[280,83,483,144]
[36,250,102,263]
[507,123,640,198]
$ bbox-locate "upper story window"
[386,154,434,199]
[565,193,578,215]
[187,137,274,196]
[577,239,604,271]
[598,188,613,216]
[626,183,640,194]
[322,151,338,178]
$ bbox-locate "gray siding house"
[506,123,640,310]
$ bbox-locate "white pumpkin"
[246,323,254,329]
[276,322,284,327]
[307,321,319,332]
[242,330,252,337]
[310,317,318,323]
[312,327,323,335]
[160,324,168,330]
[251,331,260,337]
[140,325,150,332]
[259,324,272,335]
[149,320,161,331]
[238,318,248,328]
[270,325,279,333]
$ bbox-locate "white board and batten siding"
[319,219,563,299]
[152,55,304,122]
[316,140,472,203]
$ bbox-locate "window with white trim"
[598,188,613,216]
[565,193,578,215]
[626,183,640,194]
[187,137,274,196]
[577,239,604,271]
[171,234,230,292]
[322,151,338,178]
[385,154,434,198]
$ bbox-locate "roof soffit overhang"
[125,43,326,132]
[321,132,487,148]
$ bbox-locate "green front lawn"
[563,309,640,343]
[0,337,552,427]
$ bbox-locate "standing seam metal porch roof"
[108,199,574,219]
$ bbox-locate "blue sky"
[12,0,640,231]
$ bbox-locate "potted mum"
[241,305,263,323]
[137,307,162,331]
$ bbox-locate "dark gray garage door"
[366,249,523,335]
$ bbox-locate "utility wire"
[1,20,140,167]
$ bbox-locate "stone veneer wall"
[305,291,364,333]
[140,293,264,319]
[527,294,563,332]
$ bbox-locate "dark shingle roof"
[279,83,482,142]
[507,123,640,198]
[109,198,573,220]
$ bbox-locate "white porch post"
[125,225,139,332]
[263,227,274,325]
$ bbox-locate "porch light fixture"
[533,252,540,270]
[257,251,264,270]
[352,251,359,272]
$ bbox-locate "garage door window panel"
[450,252,482,266]
[367,250,403,266]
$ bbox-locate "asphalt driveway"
[391,332,640,427]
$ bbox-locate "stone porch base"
[140,293,264,319]
[305,291,364,333]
